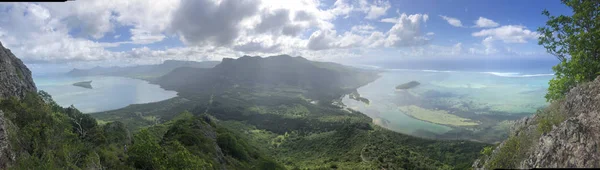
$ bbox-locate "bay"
[34,75,177,113]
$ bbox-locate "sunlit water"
[342,69,552,136]
[34,75,177,113]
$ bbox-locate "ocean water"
[342,68,553,137]
[34,75,177,113]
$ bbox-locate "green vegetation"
[481,101,566,169]
[349,90,370,105]
[14,67,23,80]
[3,55,490,169]
[539,0,600,101]
[1,91,282,169]
[92,87,489,169]
[0,91,131,169]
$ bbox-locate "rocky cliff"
[474,76,600,169]
[0,40,36,169]
[0,41,37,100]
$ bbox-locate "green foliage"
[483,102,566,169]
[127,129,166,169]
[484,133,535,169]
[217,131,249,161]
[103,121,129,144]
[0,92,134,169]
[536,101,566,134]
[480,146,494,156]
[163,141,211,169]
[539,0,600,101]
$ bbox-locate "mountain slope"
[155,55,380,102]
[0,40,277,169]
[0,41,36,100]
[94,54,488,169]
[0,41,38,168]
[474,76,600,169]
[67,60,220,81]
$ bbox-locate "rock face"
[474,76,600,169]
[0,41,36,168]
[0,111,14,169]
[0,41,37,100]
[521,76,600,168]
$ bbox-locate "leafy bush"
[539,0,600,101]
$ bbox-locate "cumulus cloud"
[307,29,338,50]
[384,13,430,47]
[0,0,545,66]
[439,15,463,27]
[474,17,499,28]
[364,0,391,20]
[472,25,539,43]
[306,13,430,50]
[255,9,307,36]
[171,0,260,46]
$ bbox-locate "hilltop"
[67,60,220,81]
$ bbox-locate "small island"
[73,80,93,89]
[396,81,420,90]
[349,90,370,105]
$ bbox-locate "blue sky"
[0,0,572,74]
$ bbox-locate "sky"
[0,0,573,74]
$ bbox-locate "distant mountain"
[155,55,380,102]
[67,60,220,81]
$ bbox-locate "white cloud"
[307,29,339,50]
[350,24,375,34]
[306,13,430,50]
[384,13,430,47]
[130,28,166,44]
[379,17,398,23]
[171,0,260,46]
[472,25,539,43]
[439,15,463,27]
[0,0,546,66]
[364,0,391,20]
[474,17,499,28]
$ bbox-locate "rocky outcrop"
[0,110,14,169]
[0,41,37,100]
[474,76,600,169]
[0,41,37,168]
[520,76,600,168]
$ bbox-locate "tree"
[127,129,165,169]
[539,0,600,101]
